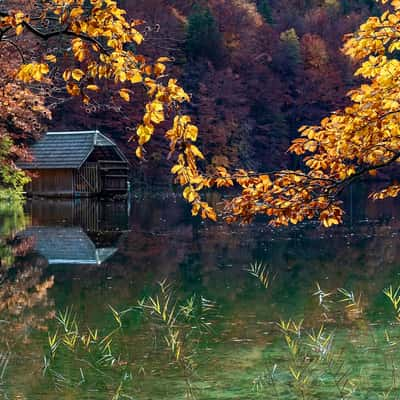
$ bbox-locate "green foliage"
[0,200,27,268]
[0,134,29,198]
[257,0,273,24]
[280,28,302,75]
[342,0,380,15]
[185,5,223,63]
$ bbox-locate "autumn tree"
[156,0,400,227]
[182,0,400,227]
[185,4,223,63]
[0,32,49,196]
[0,0,218,216]
[2,0,399,228]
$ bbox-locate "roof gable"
[18,130,122,170]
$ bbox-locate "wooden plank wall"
[73,163,100,195]
[99,161,128,192]
[27,169,74,196]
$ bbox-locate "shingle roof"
[19,226,117,265]
[18,130,118,169]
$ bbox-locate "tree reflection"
[0,201,28,269]
[0,200,54,336]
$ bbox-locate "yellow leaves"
[137,124,154,145]
[305,157,327,170]
[183,186,199,203]
[383,99,400,110]
[389,41,400,53]
[14,11,25,24]
[157,57,172,63]
[131,29,144,44]
[167,79,190,103]
[44,54,57,63]
[135,146,143,159]
[202,205,217,221]
[71,69,85,81]
[369,169,378,177]
[171,164,184,175]
[303,140,318,153]
[166,116,198,147]
[16,63,49,82]
[191,203,201,216]
[71,38,86,62]
[214,167,234,187]
[117,70,127,82]
[184,124,198,141]
[86,84,100,91]
[119,88,131,102]
[129,71,142,84]
[154,63,166,76]
[15,24,24,36]
[257,175,272,191]
[185,144,204,160]
[320,206,343,227]
[322,217,340,228]
[63,70,71,81]
[144,101,164,125]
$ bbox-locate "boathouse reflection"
[20,198,130,266]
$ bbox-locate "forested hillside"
[50,0,378,182]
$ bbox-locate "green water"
[0,189,400,399]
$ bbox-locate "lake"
[0,187,400,399]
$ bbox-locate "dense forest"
[49,0,379,182]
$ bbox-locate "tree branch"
[22,21,110,55]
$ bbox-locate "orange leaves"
[320,205,343,228]
[371,184,400,200]
[70,7,84,19]
[66,83,81,96]
[220,0,400,227]
[213,167,234,188]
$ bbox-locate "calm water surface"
[0,188,400,399]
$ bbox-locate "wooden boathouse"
[18,130,130,197]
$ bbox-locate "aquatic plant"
[137,279,216,398]
[245,261,272,289]
[44,306,133,399]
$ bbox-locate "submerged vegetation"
[0,264,397,399]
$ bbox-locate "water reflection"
[17,198,130,267]
[0,188,398,399]
[20,227,117,265]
